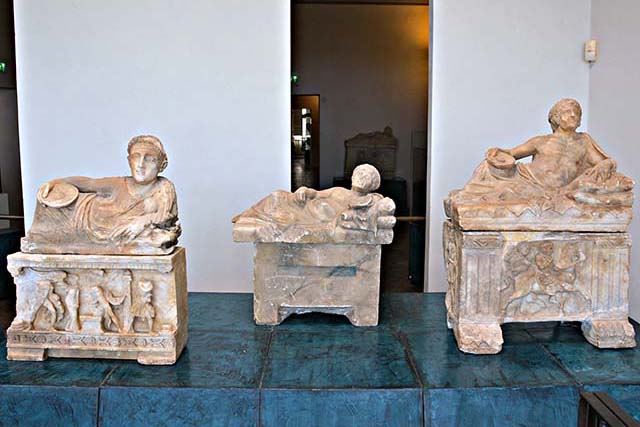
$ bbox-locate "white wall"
[14,0,290,292]
[292,5,429,190]
[427,0,591,291]
[589,0,640,319]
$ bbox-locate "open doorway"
[0,0,23,328]
[291,94,320,191]
[291,1,429,292]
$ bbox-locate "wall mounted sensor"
[584,39,598,63]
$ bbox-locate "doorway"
[291,94,320,191]
[291,1,429,292]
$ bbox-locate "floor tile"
[0,334,114,387]
[261,389,422,427]
[524,322,587,343]
[105,330,269,388]
[188,292,270,332]
[0,385,98,427]
[426,386,579,427]
[262,330,419,389]
[406,329,575,389]
[545,341,640,385]
[388,292,448,332]
[100,387,258,427]
[584,384,640,422]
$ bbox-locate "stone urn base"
[5,247,188,365]
[443,221,636,354]
[252,243,381,326]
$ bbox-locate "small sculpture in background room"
[444,98,636,354]
[6,135,188,365]
[234,164,396,326]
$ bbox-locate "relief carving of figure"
[22,135,181,255]
[446,99,633,221]
[233,164,396,244]
[63,285,80,332]
[502,240,589,318]
[33,282,65,331]
[131,280,155,332]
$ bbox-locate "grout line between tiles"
[95,387,101,427]
[257,330,274,427]
[537,341,583,387]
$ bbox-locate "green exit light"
[0,62,6,73]
[291,73,298,85]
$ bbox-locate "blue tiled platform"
[1,293,640,426]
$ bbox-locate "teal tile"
[0,385,98,427]
[262,389,421,427]
[100,387,258,427]
[426,386,579,427]
[388,292,448,332]
[105,331,269,388]
[525,322,587,343]
[406,330,575,388]
[188,292,270,332]
[0,335,113,387]
[263,330,419,389]
[545,341,640,385]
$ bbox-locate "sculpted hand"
[294,187,317,205]
[585,159,616,182]
[486,148,516,170]
[109,219,147,243]
[40,179,62,198]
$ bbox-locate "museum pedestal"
[1,292,639,426]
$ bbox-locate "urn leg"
[253,298,282,325]
[581,319,636,349]
[453,322,504,354]
[347,306,378,327]
[137,351,178,365]
[7,347,47,361]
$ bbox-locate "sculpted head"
[127,135,168,185]
[548,98,582,132]
[351,164,381,193]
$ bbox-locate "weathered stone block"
[253,243,381,326]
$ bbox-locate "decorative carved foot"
[453,322,503,354]
[137,351,178,365]
[253,300,282,325]
[7,347,47,361]
[582,319,636,349]
[347,307,378,327]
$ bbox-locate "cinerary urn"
[6,135,188,365]
[233,164,396,326]
[443,99,635,354]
